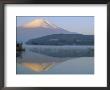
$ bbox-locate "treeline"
[26,34,94,45]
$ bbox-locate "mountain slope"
[26,34,94,45]
[17,19,73,42]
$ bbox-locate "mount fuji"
[17,18,74,42]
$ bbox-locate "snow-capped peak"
[22,18,58,29]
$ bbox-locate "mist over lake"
[16,45,94,74]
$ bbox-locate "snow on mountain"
[22,18,58,29]
[17,18,75,42]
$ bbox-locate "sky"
[17,16,94,35]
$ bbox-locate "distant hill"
[26,34,94,45]
[17,19,74,42]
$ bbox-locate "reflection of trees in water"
[16,51,23,59]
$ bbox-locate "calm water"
[16,45,94,74]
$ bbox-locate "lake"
[16,45,94,74]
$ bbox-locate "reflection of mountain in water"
[16,48,70,72]
[19,62,57,72]
[16,46,94,73]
